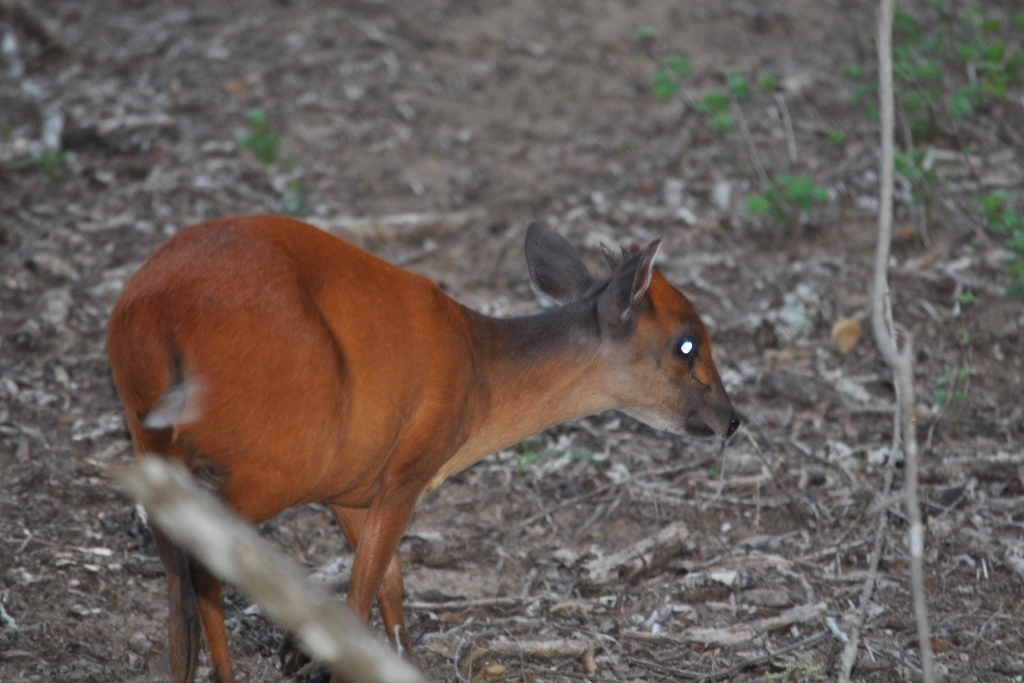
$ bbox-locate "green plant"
[845,3,1024,137]
[634,26,655,43]
[930,366,973,406]
[746,174,829,225]
[971,191,1024,297]
[894,147,939,205]
[652,55,691,101]
[726,67,751,100]
[827,129,846,146]
[956,324,970,345]
[696,91,733,132]
[236,109,280,165]
[8,149,66,180]
[954,291,975,307]
[758,76,777,91]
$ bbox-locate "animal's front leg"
[343,491,419,633]
[330,504,409,653]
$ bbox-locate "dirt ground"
[1,0,1023,681]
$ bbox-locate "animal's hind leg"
[329,504,410,653]
[150,524,201,683]
[192,564,234,683]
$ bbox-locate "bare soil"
[1,1,1023,681]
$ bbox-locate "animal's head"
[525,221,740,440]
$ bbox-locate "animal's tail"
[149,523,201,683]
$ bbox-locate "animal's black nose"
[726,412,741,438]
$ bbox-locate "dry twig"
[624,601,826,647]
[774,93,798,162]
[579,521,692,586]
[731,94,769,187]
[404,596,533,612]
[697,630,828,682]
[864,1,935,680]
[837,465,892,681]
[484,638,593,660]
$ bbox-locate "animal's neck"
[461,303,611,454]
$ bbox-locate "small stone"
[36,288,73,330]
[127,632,151,655]
[711,181,732,213]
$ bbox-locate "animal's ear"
[598,239,661,328]
[524,221,595,303]
[600,242,620,269]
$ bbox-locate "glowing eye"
[679,339,694,356]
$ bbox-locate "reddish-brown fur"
[107,215,738,682]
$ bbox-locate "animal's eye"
[678,339,694,357]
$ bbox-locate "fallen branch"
[697,630,828,682]
[484,638,593,660]
[579,520,692,586]
[117,457,424,683]
[624,601,826,647]
[404,596,532,612]
[919,450,1024,480]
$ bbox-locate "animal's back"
[107,215,476,521]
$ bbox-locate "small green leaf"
[666,55,691,78]
[697,91,729,114]
[893,7,922,40]
[948,86,978,118]
[746,194,771,216]
[247,109,267,128]
[635,26,655,42]
[982,40,1006,63]
[726,67,750,100]
[955,292,976,306]
[652,69,679,101]
[1005,232,1024,253]
[710,111,734,132]
[652,56,691,102]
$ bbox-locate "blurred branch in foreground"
[116,456,425,683]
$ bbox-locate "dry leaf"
[831,317,862,354]
[470,664,507,683]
